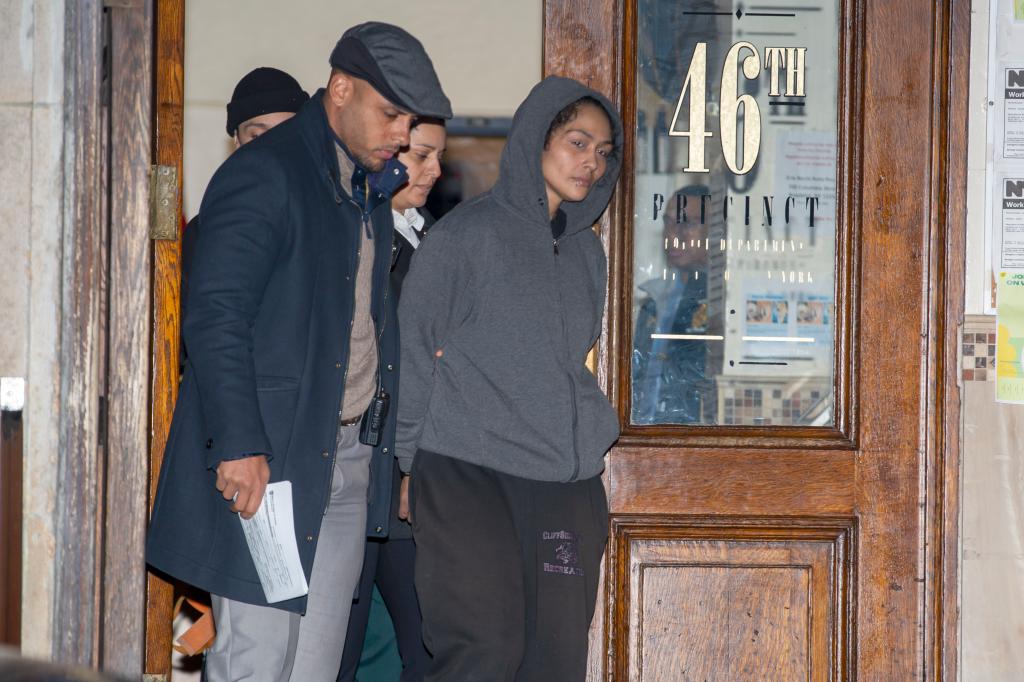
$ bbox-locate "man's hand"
[215,455,270,520]
[398,474,411,523]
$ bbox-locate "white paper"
[239,481,309,603]
[1004,67,1024,159]
[1001,177,1024,269]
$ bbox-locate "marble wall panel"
[0,0,34,104]
[0,0,66,659]
[961,317,1024,680]
[0,105,31,376]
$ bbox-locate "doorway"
[145,1,968,678]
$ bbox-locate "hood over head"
[494,76,623,235]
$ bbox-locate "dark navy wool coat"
[146,93,401,613]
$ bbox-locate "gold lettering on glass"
[631,3,838,428]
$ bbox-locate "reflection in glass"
[630,1,839,427]
[633,185,717,424]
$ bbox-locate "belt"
[339,415,362,426]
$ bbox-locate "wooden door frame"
[53,0,156,676]
[544,0,968,679]
[54,0,109,665]
[145,0,185,677]
[931,2,969,677]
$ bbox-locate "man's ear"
[327,71,354,108]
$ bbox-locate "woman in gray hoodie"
[396,76,622,680]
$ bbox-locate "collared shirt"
[392,207,425,248]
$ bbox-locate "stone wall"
[0,0,66,659]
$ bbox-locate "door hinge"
[150,165,180,241]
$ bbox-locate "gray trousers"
[206,424,371,682]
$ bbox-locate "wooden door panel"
[612,517,855,681]
[639,565,811,681]
[610,450,856,516]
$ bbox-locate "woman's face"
[541,103,614,213]
[393,121,447,211]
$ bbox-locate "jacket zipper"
[553,238,580,480]
[363,176,393,523]
[373,212,390,397]
[364,176,390,408]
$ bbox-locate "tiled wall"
[962,328,996,383]
[0,0,65,659]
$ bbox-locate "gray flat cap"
[329,22,452,119]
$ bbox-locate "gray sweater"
[395,77,623,482]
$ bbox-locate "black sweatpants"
[410,449,608,682]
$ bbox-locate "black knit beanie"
[226,67,309,137]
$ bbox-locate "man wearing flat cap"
[147,22,451,681]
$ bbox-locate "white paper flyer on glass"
[999,177,1024,271]
[1002,67,1024,160]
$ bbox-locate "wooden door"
[545,1,967,680]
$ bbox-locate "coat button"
[382,447,389,454]
[375,525,384,533]
[306,535,313,542]
[335,362,342,368]
[386,364,394,372]
[322,450,329,459]
[205,438,213,449]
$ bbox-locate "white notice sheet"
[1005,67,1024,160]
[239,481,309,603]
[1001,177,1024,270]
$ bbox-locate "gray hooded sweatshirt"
[395,76,623,482]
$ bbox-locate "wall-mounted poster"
[999,177,1024,269]
[1002,68,1024,159]
[996,272,1024,403]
